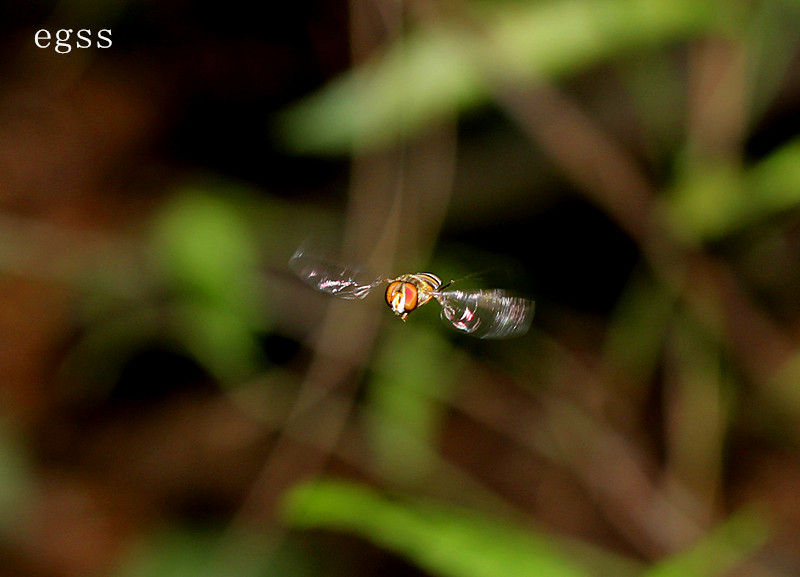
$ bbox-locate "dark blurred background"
[2,0,800,576]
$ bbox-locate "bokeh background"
[2,0,800,576]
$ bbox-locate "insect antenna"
[437,267,499,292]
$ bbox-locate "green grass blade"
[283,479,594,577]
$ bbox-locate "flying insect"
[289,249,533,339]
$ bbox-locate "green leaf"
[366,327,458,484]
[745,137,800,222]
[668,137,800,241]
[117,528,218,577]
[117,526,318,577]
[277,0,717,153]
[666,161,746,244]
[175,302,264,385]
[604,269,676,386]
[283,479,592,577]
[150,189,262,321]
[149,187,268,384]
[642,509,768,577]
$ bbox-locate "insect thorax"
[399,273,442,292]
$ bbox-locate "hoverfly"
[289,248,533,339]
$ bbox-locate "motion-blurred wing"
[289,249,383,299]
[434,289,533,339]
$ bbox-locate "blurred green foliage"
[642,510,768,577]
[116,525,319,577]
[0,420,31,536]
[366,326,459,485]
[283,480,767,577]
[669,138,800,242]
[148,186,268,384]
[117,528,220,577]
[278,0,715,153]
[283,479,594,577]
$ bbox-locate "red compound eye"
[385,281,418,312]
[404,283,417,309]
